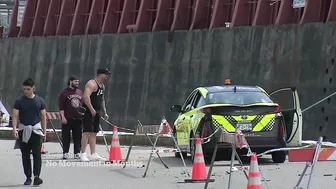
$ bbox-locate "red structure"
[7,0,336,38]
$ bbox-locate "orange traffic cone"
[41,144,46,154]
[109,126,122,162]
[184,138,215,183]
[247,154,263,189]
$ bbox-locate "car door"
[189,91,207,133]
[269,87,302,147]
[175,90,198,148]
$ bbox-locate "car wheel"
[190,134,196,163]
[173,127,187,158]
[272,151,286,163]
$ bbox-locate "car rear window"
[206,91,274,105]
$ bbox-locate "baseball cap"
[97,68,111,75]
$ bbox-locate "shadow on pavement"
[0,184,25,188]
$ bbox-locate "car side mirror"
[170,105,182,112]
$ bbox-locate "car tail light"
[200,108,211,114]
[279,121,285,137]
[202,127,209,138]
[274,105,281,113]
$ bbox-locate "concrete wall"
[0,23,335,141]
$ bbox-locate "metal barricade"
[124,116,189,178]
[291,136,325,189]
[46,111,63,148]
[204,129,269,189]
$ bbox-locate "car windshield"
[206,91,274,105]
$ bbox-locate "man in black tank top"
[80,68,111,161]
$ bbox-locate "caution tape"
[100,117,136,132]
[189,126,317,158]
[302,140,336,148]
[189,128,222,144]
[253,144,316,157]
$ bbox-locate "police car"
[170,79,302,163]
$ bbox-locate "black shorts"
[82,111,100,133]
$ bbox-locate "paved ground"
[0,139,335,189]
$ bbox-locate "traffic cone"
[184,138,215,183]
[109,125,122,162]
[41,144,46,154]
[247,154,263,189]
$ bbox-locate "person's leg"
[90,113,105,160]
[88,132,97,154]
[81,132,90,154]
[80,113,92,161]
[89,112,100,154]
[72,119,82,157]
[31,132,43,185]
[61,122,71,159]
[18,131,33,185]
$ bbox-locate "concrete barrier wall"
[0,23,335,141]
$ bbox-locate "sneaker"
[80,153,89,162]
[33,176,43,186]
[24,178,32,185]
[63,153,69,159]
[74,153,80,159]
[90,153,106,161]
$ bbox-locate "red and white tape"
[46,112,60,120]
[152,148,178,154]
[158,118,173,135]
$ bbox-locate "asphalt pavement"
[0,139,335,189]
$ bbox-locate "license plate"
[237,123,252,131]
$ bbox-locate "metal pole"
[259,169,270,189]
[145,133,168,169]
[123,123,138,168]
[99,124,110,155]
[235,151,248,179]
[306,137,323,189]
[49,120,63,149]
[204,143,218,189]
[228,132,237,189]
[143,134,160,178]
[172,135,189,176]
[295,163,309,188]
[302,91,336,113]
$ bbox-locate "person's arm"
[12,99,20,138]
[40,98,47,137]
[83,80,96,112]
[79,90,84,105]
[58,91,66,120]
[101,93,107,115]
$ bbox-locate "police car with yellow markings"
[170,80,302,163]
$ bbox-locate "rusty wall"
[0,23,335,141]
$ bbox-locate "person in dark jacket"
[58,76,84,159]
